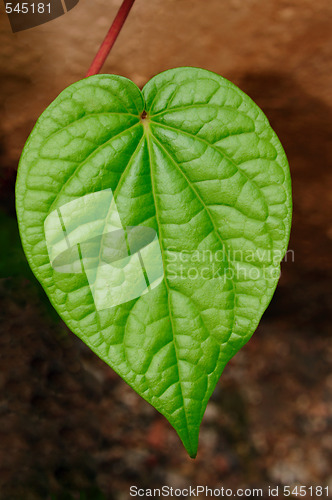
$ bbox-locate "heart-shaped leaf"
[16,67,292,457]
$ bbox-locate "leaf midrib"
[145,130,195,457]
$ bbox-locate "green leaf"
[16,68,292,457]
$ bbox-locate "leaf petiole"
[86,0,137,77]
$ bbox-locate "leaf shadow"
[236,71,332,333]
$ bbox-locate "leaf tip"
[176,426,199,459]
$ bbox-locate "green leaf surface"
[16,68,292,457]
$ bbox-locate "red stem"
[86,0,137,77]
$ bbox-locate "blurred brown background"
[1,0,332,499]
